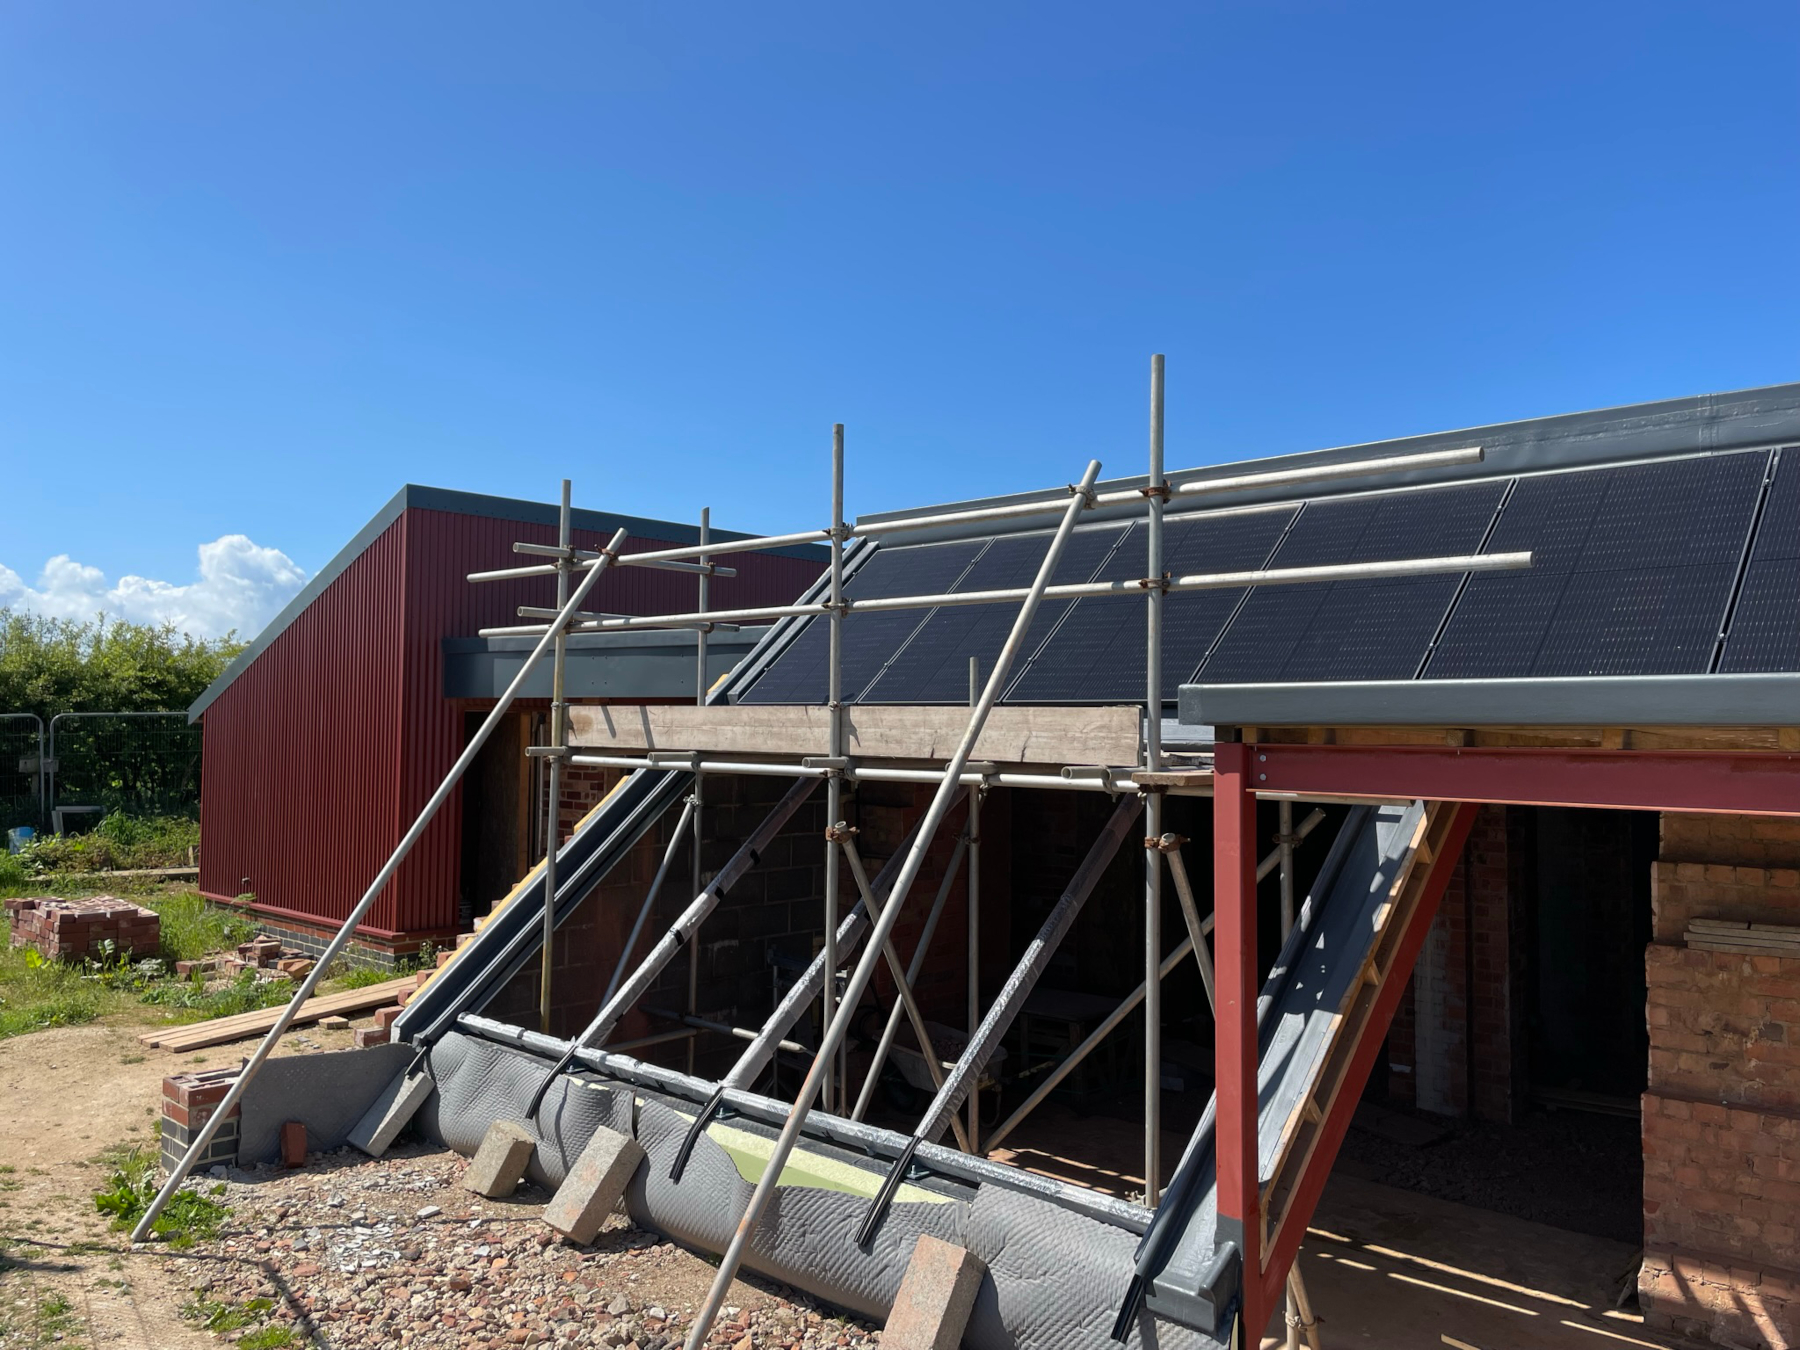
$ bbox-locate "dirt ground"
[0,1020,1683,1350]
[0,1018,364,1350]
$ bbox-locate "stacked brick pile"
[5,895,160,961]
[176,940,314,980]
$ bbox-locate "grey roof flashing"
[1179,675,1800,729]
[854,381,1800,547]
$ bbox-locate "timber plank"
[567,703,1141,766]
[140,978,414,1050]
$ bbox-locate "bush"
[14,813,200,875]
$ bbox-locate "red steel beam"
[1211,741,1262,1338]
[1247,744,1800,817]
[1253,801,1479,1318]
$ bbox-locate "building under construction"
[159,375,1800,1350]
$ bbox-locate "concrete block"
[542,1125,645,1244]
[464,1120,538,1198]
[882,1233,987,1350]
[280,1121,307,1167]
[347,1067,434,1157]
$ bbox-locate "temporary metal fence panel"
[47,712,200,822]
[0,714,45,834]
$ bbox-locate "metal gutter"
[1179,674,1800,728]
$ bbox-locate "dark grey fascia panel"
[1179,674,1800,728]
[442,628,770,701]
[854,382,1800,547]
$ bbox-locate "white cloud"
[0,535,308,641]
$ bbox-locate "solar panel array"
[1719,450,1799,673]
[738,445,1793,706]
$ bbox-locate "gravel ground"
[173,1142,882,1350]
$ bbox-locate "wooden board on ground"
[568,703,1142,767]
[139,978,414,1052]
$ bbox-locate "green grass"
[238,1327,298,1349]
[181,1293,276,1333]
[0,942,119,1040]
[0,1288,83,1348]
[140,891,256,965]
[137,969,291,1021]
[93,1147,228,1249]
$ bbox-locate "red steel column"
[1212,739,1262,1337]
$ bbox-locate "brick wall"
[161,1068,242,1176]
[1387,805,1519,1121]
[1640,813,1800,1348]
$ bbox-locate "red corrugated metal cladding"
[198,500,821,944]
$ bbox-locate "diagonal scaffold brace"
[130,524,633,1244]
[680,457,1104,1350]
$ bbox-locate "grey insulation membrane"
[418,1029,1218,1350]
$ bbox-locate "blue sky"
[2,2,1796,636]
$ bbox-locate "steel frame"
[1247,742,1800,816]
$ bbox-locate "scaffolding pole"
[131,524,631,1245]
[472,443,1486,589]
[540,479,574,1032]
[1144,353,1166,1206]
[825,424,846,1111]
[966,656,982,1154]
[689,507,710,1075]
[683,458,1104,1350]
[481,548,1531,639]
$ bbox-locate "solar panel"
[858,524,1128,703]
[1197,480,1508,684]
[1426,451,1769,678]
[1006,506,1298,703]
[738,538,985,704]
[1718,449,1799,673]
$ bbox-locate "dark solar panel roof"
[736,443,1798,707]
[1426,451,1767,677]
[1718,449,1798,674]
[1198,480,1507,684]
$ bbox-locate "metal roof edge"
[1178,674,1800,729]
[401,485,828,562]
[187,485,411,722]
[856,381,1800,544]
